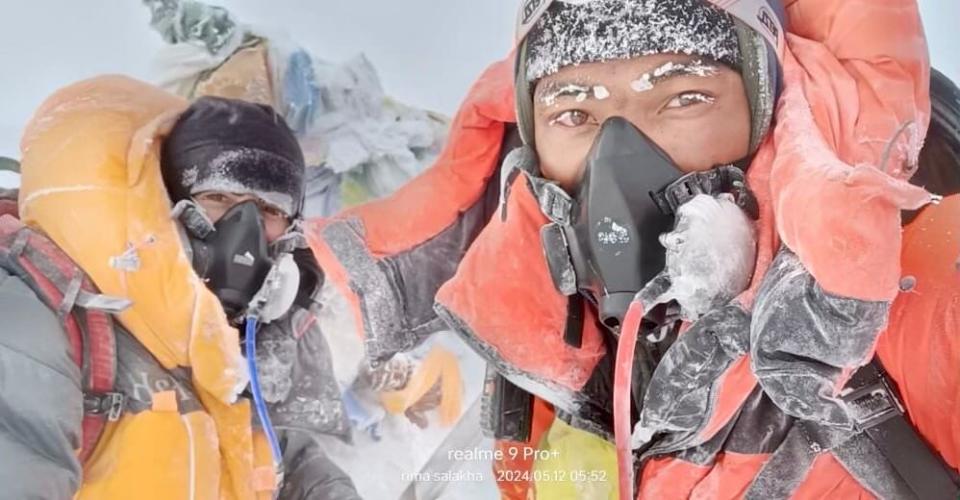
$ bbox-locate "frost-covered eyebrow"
[535,59,724,105]
[631,60,721,91]
[534,80,594,105]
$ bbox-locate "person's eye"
[261,204,287,221]
[548,110,592,128]
[200,193,230,204]
[665,92,715,109]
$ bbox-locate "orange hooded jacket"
[16,76,277,500]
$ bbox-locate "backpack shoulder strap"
[0,214,128,464]
[838,359,960,498]
[745,358,960,499]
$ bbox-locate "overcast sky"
[0,0,957,161]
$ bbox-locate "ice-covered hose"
[245,316,283,466]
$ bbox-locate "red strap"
[84,307,115,394]
[614,301,646,500]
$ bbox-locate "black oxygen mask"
[189,201,274,322]
[563,117,681,330]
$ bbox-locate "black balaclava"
[162,96,306,218]
[161,96,310,321]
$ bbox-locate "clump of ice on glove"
[657,194,756,320]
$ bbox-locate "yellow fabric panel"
[251,430,279,499]
[533,419,618,500]
[199,395,265,500]
[78,410,221,500]
[18,75,247,404]
[379,346,463,426]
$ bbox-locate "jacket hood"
[19,75,248,404]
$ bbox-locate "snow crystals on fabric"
[525,0,740,82]
[188,147,296,214]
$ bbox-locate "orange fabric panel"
[437,174,605,391]
[877,194,960,471]
[199,393,270,500]
[304,58,516,341]
[638,453,769,499]
[791,453,876,500]
[696,357,758,443]
[638,452,876,499]
[784,0,930,169]
[737,141,780,309]
[251,431,278,498]
[151,390,179,413]
[637,455,712,499]
[766,0,933,301]
[766,46,933,303]
[493,398,555,500]
[308,57,516,259]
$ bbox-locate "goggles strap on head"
[515,0,557,45]
[705,0,784,55]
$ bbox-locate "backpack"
[0,188,127,464]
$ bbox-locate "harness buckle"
[840,375,905,433]
[84,391,126,422]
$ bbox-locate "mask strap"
[497,146,580,297]
[498,145,575,224]
[171,199,215,238]
[531,177,573,224]
[653,165,759,219]
[269,218,308,255]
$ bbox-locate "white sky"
[0,0,957,162]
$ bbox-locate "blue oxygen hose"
[245,316,283,466]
